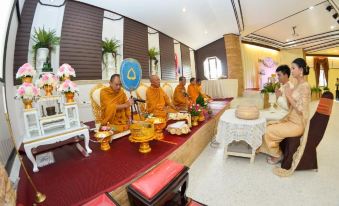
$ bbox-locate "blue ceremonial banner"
[120,58,142,92]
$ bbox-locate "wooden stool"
[127,160,189,206]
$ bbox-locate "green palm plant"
[102,38,120,67]
[32,27,60,68]
[148,47,159,65]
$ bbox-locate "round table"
[216,109,266,163]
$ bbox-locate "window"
[203,57,222,80]
[319,65,327,87]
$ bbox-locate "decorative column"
[224,34,244,96]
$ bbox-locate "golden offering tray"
[129,121,155,154]
[94,130,114,151]
[146,117,166,140]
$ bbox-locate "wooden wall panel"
[194,38,227,80]
[13,0,38,85]
[159,33,175,80]
[181,44,191,79]
[123,18,149,78]
[60,1,103,80]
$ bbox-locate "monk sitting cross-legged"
[172,76,189,111]
[187,77,199,104]
[146,75,177,118]
[196,79,211,100]
[100,74,134,132]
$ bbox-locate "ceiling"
[239,0,339,53]
[75,0,339,53]
[307,46,339,55]
[76,0,239,50]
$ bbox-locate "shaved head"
[150,75,160,88]
[109,74,122,92]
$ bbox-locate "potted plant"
[148,47,160,75]
[58,80,79,103]
[102,38,120,74]
[15,82,40,109]
[188,104,202,126]
[36,73,58,96]
[32,27,60,73]
[261,82,280,109]
[57,63,76,81]
[196,94,208,121]
[311,86,322,101]
[16,63,36,83]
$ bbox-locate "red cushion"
[82,194,117,206]
[131,160,184,199]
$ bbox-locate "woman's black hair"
[292,58,310,76]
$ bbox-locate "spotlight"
[326,5,333,12]
[333,13,338,19]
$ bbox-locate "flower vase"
[22,76,33,83]
[198,112,205,122]
[191,116,199,126]
[23,99,33,109]
[36,48,49,74]
[65,92,75,103]
[43,85,53,96]
[62,76,70,81]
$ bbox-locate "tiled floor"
[187,101,339,206]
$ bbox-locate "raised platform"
[17,100,231,206]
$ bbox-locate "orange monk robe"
[100,86,131,129]
[172,84,189,110]
[146,86,177,118]
[197,85,210,99]
[187,84,199,104]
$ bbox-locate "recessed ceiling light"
[286,39,290,42]
[182,7,186,13]
[204,30,208,34]
[331,25,335,30]
[309,6,314,10]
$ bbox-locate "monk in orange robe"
[146,75,177,118]
[196,79,211,99]
[100,74,134,131]
[187,77,199,104]
[173,76,189,110]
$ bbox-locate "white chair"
[162,83,174,103]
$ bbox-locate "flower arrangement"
[261,82,280,93]
[58,80,79,94]
[196,94,208,108]
[16,63,36,79]
[15,82,40,100]
[36,73,58,88]
[188,104,202,116]
[57,63,76,79]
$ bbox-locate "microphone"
[133,98,146,103]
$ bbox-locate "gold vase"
[94,131,113,151]
[65,92,75,103]
[62,76,70,81]
[23,99,33,109]
[191,116,199,126]
[43,85,53,96]
[22,76,33,83]
[198,112,205,122]
[139,142,152,154]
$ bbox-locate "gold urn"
[23,99,33,110]
[146,117,166,140]
[43,85,53,96]
[94,130,114,151]
[129,121,155,154]
[65,92,75,103]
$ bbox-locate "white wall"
[102,11,124,79]
[0,0,15,80]
[148,28,161,77]
[5,6,23,147]
[190,49,196,78]
[28,0,65,75]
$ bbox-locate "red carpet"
[17,100,230,206]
